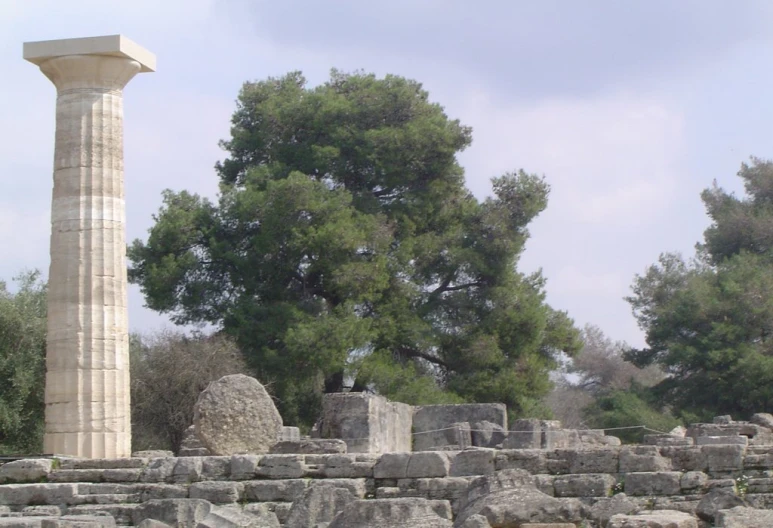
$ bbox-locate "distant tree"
[546,324,669,437]
[627,158,773,420]
[130,330,249,453]
[0,271,46,454]
[128,70,582,427]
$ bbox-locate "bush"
[130,330,249,453]
[0,271,46,455]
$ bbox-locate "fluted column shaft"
[40,55,140,458]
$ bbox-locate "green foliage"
[627,158,773,419]
[129,70,581,427]
[0,271,46,454]
[583,387,681,443]
[130,330,250,453]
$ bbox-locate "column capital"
[23,35,155,92]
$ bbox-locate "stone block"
[171,458,202,484]
[588,493,640,526]
[449,449,496,477]
[660,446,707,472]
[256,455,305,479]
[242,480,308,502]
[320,393,412,454]
[58,459,146,471]
[716,506,773,527]
[188,482,242,504]
[131,451,172,459]
[406,452,450,478]
[21,506,62,517]
[327,498,453,528]
[553,473,616,497]
[134,484,188,501]
[495,449,548,474]
[311,454,378,479]
[680,471,709,494]
[139,459,176,483]
[471,421,506,448]
[413,422,472,452]
[270,439,347,454]
[285,482,358,528]
[619,446,672,473]
[64,506,137,526]
[0,484,78,506]
[101,470,141,483]
[503,419,542,449]
[374,453,411,479]
[0,460,54,484]
[542,422,581,449]
[229,455,260,480]
[414,404,506,434]
[624,472,682,496]
[565,448,619,474]
[196,507,269,528]
[696,435,748,446]
[608,510,697,528]
[703,444,745,474]
[277,426,300,442]
[750,413,773,430]
[414,477,472,504]
[132,499,211,528]
[41,515,116,528]
[643,434,694,447]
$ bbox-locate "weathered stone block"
[0,461,54,484]
[132,499,211,528]
[413,422,472,452]
[659,446,707,472]
[242,480,308,502]
[135,484,188,501]
[680,471,709,494]
[256,455,305,479]
[228,455,259,480]
[495,449,548,474]
[716,505,773,527]
[139,459,176,484]
[310,454,378,479]
[608,510,697,528]
[0,484,78,506]
[171,458,201,484]
[553,473,616,497]
[413,405,506,443]
[703,444,745,474]
[449,449,496,477]
[471,421,506,448]
[503,419,542,449]
[270,439,347,455]
[188,482,241,504]
[285,482,358,528]
[374,453,411,479]
[696,435,748,446]
[277,426,300,442]
[41,515,116,528]
[565,448,619,474]
[625,472,682,496]
[643,434,694,447]
[542,422,581,449]
[619,446,672,473]
[321,393,412,454]
[327,498,453,528]
[406,452,450,478]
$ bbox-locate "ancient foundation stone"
[327,498,453,528]
[193,374,283,456]
[320,393,412,454]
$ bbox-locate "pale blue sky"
[2,0,773,348]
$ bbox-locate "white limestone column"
[24,36,155,458]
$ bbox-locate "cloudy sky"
[2,0,773,348]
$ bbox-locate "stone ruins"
[23,35,155,459]
[10,34,773,527]
[3,374,773,527]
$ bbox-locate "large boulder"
[454,469,584,527]
[328,498,453,528]
[193,374,283,456]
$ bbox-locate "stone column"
[24,36,155,458]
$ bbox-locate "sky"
[2,0,773,348]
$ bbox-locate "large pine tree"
[129,71,580,426]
